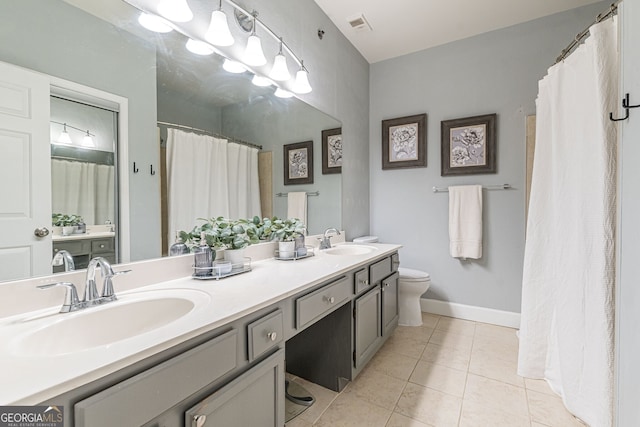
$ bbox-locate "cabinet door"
[382,272,399,337]
[354,286,382,369]
[185,349,284,427]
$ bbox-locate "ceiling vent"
[347,14,372,32]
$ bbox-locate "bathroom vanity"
[0,242,400,427]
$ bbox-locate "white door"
[0,61,51,281]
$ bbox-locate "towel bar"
[432,184,511,193]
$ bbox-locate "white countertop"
[0,242,400,405]
[52,231,115,242]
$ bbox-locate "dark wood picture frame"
[441,113,497,176]
[321,127,342,174]
[283,140,314,185]
[382,113,427,170]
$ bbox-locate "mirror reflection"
[0,0,341,282]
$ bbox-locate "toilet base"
[398,296,424,327]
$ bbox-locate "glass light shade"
[243,35,267,66]
[57,129,72,144]
[138,13,173,33]
[222,59,247,73]
[292,68,312,94]
[274,88,294,98]
[205,10,234,47]
[81,131,95,148]
[186,39,214,55]
[251,75,273,87]
[269,54,291,81]
[158,0,193,22]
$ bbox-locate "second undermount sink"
[13,289,210,357]
[324,244,378,256]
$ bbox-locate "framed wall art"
[284,140,313,185]
[382,113,427,170]
[322,127,342,174]
[441,113,497,176]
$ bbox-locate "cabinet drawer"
[247,310,283,362]
[370,257,391,286]
[91,238,114,254]
[354,267,370,294]
[296,276,350,329]
[53,240,91,255]
[75,329,238,427]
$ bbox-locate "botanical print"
[288,148,308,178]
[450,124,487,167]
[327,134,342,168]
[389,123,419,162]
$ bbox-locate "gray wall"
[0,0,160,262]
[369,2,607,313]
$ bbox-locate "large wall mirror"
[0,0,341,282]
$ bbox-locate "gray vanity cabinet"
[353,286,382,369]
[382,271,399,337]
[185,349,285,427]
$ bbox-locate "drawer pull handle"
[193,414,207,427]
[327,296,335,304]
[267,331,278,341]
[100,244,105,248]
[360,279,369,286]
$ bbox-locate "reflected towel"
[287,192,307,225]
[449,185,483,259]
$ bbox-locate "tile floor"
[285,313,586,427]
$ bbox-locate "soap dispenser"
[169,231,190,256]
[194,232,214,277]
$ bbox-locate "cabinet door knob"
[267,331,278,341]
[193,414,207,427]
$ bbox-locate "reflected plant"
[52,213,83,227]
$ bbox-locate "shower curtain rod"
[555,1,620,64]
[157,121,262,150]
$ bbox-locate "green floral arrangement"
[52,213,83,227]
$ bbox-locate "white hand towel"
[287,192,307,225]
[449,185,483,259]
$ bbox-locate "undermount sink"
[13,289,210,357]
[324,244,378,256]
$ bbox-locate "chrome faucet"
[319,228,341,250]
[52,250,75,272]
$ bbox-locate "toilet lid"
[398,267,430,282]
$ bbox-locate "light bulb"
[269,53,290,81]
[243,35,267,66]
[205,10,234,46]
[81,131,95,148]
[186,39,214,55]
[252,75,273,87]
[138,13,173,33]
[57,124,72,144]
[274,88,294,98]
[158,0,193,23]
[223,59,247,74]
[292,65,312,94]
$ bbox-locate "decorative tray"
[192,257,252,280]
[274,246,315,261]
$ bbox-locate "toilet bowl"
[353,236,431,327]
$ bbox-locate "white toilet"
[353,236,431,327]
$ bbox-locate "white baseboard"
[420,298,521,329]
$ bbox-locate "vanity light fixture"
[205,1,234,46]
[274,88,294,98]
[158,0,193,23]
[251,75,273,87]
[292,61,312,94]
[138,12,173,33]
[57,123,72,145]
[243,16,267,66]
[186,39,215,55]
[222,59,247,73]
[81,130,95,148]
[269,39,291,82]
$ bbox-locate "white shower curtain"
[166,128,261,242]
[518,17,618,427]
[51,159,115,225]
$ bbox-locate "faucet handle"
[101,269,131,301]
[37,282,82,313]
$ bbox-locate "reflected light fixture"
[57,123,72,144]
[269,39,290,82]
[81,130,95,148]
[274,88,294,98]
[158,0,193,23]
[138,12,173,33]
[243,17,267,66]
[223,59,247,73]
[205,1,234,46]
[251,75,273,87]
[292,61,312,94]
[186,39,214,55]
